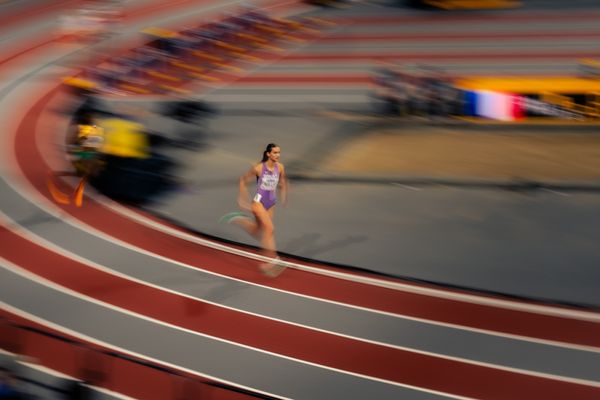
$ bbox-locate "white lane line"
[0,300,291,400]
[1,172,422,322]
[0,262,472,400]
[0,2,596,394]
[0,209,410,351]
[0,9,445,330]
[7,109,600,326]
[5,259,600,395]
[1,0,598,327]
[0,257,600,390]
[3,207,599,356]
[24,86,600,353]
[103,199,600,323]
[8,153,600,335]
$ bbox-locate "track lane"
[1,0,596,358]
[5,38,600,351]
[4,86,600,396]
[0,309,261,400]
[0,264,465,400]
[1,234,599,400]
[1,1,600,398]
[3,179,600,384]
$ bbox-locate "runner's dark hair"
[261,143,278,162]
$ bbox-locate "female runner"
[222,143,288,277]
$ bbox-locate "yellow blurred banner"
[455,76,600,94]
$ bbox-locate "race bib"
[259,173,278,191]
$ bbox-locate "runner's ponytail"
[261,143,277,162]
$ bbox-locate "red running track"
[2,2,600,399]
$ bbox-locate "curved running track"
[1,1,599,399]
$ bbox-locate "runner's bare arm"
[238,164,260,210]
[278,163,288,206]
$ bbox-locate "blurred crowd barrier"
[371,64,462,119]
[63,4,329,96]
[371,61,600,122]
[0,316,278,399]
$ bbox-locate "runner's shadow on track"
[182,274,251,317]
[282,233,368,258]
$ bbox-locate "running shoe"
[259,257,286,278]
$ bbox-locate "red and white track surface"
[1,1,599,399]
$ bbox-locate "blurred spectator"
[91,115,179,204]
[0,367,25,400]
[48,110,105,207]
[160,99,216,149]
[371,63,458,119]
[372,65,402,115]
[64,379,94,400]
[162,99,216,124]
[100,116,150,159]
